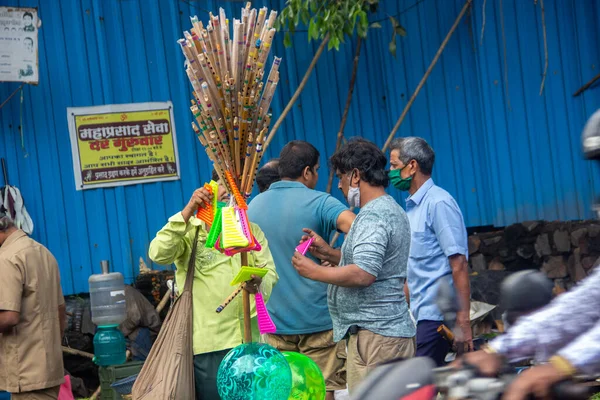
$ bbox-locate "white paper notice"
[0,7,39,84]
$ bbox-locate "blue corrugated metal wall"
[1,0,599,294]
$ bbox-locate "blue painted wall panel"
[1,0,600,294]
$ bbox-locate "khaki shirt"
[0,230,65,393]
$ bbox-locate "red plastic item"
[196,183,214,224]
[225,171,247,209]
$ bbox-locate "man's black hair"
[256,159,280,193]
[23,12,33,19]
[278,141,319,180]
[330,137,389,187]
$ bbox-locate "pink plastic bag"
[58,375,75,400]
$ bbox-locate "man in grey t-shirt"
[292,138,415,393]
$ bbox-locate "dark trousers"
[193,348,231,400]
[415,320,450,367]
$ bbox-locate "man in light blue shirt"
[248,141,355,400]
[388,137,472,366]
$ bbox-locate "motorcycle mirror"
[352,357,437,400]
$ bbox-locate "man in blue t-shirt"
[248,141,355,399]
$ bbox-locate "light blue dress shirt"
[405,179,468,322]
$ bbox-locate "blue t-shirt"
[248,180,347,334]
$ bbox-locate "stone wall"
[468,221,600,307]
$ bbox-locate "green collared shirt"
[149,212,278,355]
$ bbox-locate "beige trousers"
[347,329,415,393]
[11,386,60,400]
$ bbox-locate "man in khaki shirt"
[0,214,66,400]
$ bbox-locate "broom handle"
[241,252,252,343]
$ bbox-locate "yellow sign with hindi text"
[67,102,180,190]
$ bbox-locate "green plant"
[276,0,405,53]
[265,0,406,149]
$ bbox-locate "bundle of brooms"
[179,2,281,199]
[178,2,282,342]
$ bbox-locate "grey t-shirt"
[328,194,416,342]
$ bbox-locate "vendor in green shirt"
[149,170,279,400]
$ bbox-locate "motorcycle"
[352,272,600,400]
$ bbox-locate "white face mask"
[347,186,360,208]
[346,172,361,207]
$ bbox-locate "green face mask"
[389,167,412,191]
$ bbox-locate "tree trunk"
[326,37,362,194]
[264,34,330,151]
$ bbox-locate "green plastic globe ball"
[282,351,326,400]
[217,342,292,400]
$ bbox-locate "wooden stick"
[216,262,267,313]
[538,0,548,96]
[89,385,101,400]
[155,288,172,314]
[216,284,245,313]
[63,346,94,359]
[244,128,266,195]
[241,252,252,343]
[264,34,330,151]
[573,72,600,97]
[382,0,473,152]
[62,345,132,360]
[326,37,362,193]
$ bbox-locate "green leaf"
[359,10,368,28]
[367,0,379,4]
[370,22,382,28]
[395,23,407,37]
[343,23,352,36]
[301,8,310,25]
[284,32,292,48]
[389,34,397,57]
[308,19,318,41]
[333,36,340,51]
[328,35,340,51]
[310,1,318,13]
